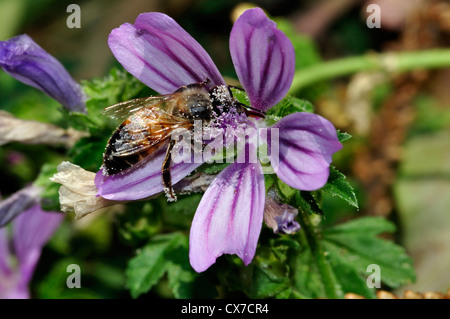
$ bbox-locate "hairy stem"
[290,49,450,93]
[295,192,344,299]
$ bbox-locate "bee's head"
[208,85,236,115]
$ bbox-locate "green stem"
[289,49,450,93]
[295,192,344,299]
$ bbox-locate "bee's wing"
[102,95,172,121]
[111,122,193,157]
[107,99,193,158]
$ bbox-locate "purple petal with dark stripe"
[189,162,265,272]
[13,205,63,286]
[108,12,225,94]
[0,35,86,113]
[96,142,205,201]
[268,112,342,190]
[0,184,41,227]
[229,8,295,112]
[0,227,29,299]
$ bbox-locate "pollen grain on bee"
[166,120,279,172]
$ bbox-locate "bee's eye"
[190,104,210,119]
[188,96,211,120]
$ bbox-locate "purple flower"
[263,192,301,235]
[95,8,342,272]
[0,204,63,299]
[0,34,86,113]
[0,185,41,228]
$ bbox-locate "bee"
[101,80,264,201]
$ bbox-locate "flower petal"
[0,35,86,113]
[1,286,30,299]
[0,111,87,148]
[0,184,41,227]
[108,12,225,94]
[96,143,204,201]
[229,8,295,111]
[263,194,300,234]
[0,227,12,276]
[189,162,265,272]
[268,112,342,190]
[12,205,63,284]
[50,161,117,219]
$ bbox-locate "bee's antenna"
[226,86,266,118]
[235,101,266,119]
[227,85,245,92]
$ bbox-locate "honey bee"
[101,80,264,201]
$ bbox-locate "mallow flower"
[94,8,342,272]
[0,34,86,113]
[0,185,41,228]
[0,203,63,298]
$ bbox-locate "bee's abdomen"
[103,126,149,175]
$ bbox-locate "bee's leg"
[227,85,245,92]
[162,139,177,202]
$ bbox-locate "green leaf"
[34,163,61,212]
[246,259,290,298]
[69,136,109,172]
[297,191,324,216]
[293,193,414,298]
[284,96,315,113]
[268,96,314,119]
[166,259,197,299]
[82,67,148,110]
[165,238,199,299]
[322,166,359,208]
[126,232,205,299]
[229,243,292,298]
[264,174,277,193]
[229,86,249,106]
[276,179,297,201]
[216,237,294,298]
[322,217,416,291]
[126,233,184,298]
[292,239,327,298]
[324,215,395,236]
[59,108,101,132]
[337,130,352,143]
[326,260,376,298]
[73,68,151,133]
[271,237,300,263]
